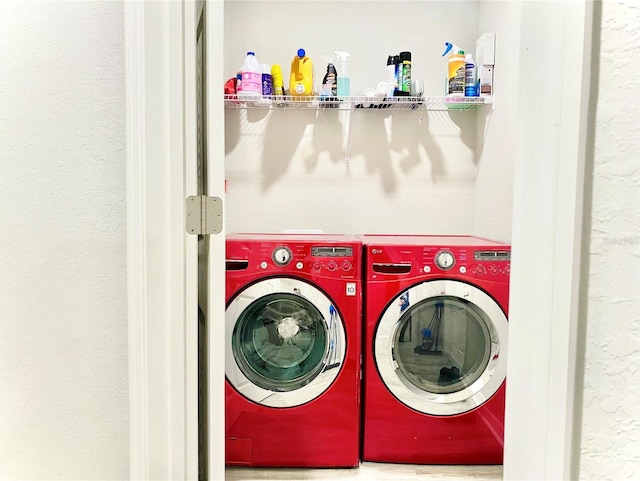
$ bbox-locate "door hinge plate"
[186,195,223,235]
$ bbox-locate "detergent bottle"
[442,42,465,97]
[290,48,314,97]
[237,51,263,100]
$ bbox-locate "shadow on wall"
[225,107,482,194]
[261,109,317,191]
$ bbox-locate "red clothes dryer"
[225,233,362,467]
[359,235,510,465]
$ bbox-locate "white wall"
[580,1,640,478]
[0,1,128,479]
[224,1,515,240]
[473,1,520,243]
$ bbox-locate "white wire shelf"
[224,94,493,111]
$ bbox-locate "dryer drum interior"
[392,295,493,396]
[375,279,508,416]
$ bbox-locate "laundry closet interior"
[220,0,518,476]
[223,1,515,240]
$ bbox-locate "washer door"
[375,279,508,415]
[226,277,346,408]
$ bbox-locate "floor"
[226,463,503,481]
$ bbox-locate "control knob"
[435,250,455,271]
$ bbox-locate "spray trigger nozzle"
[442,42,463,57]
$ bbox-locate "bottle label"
[238,71,261,94]
[448,62,465,95]
[465,64,476,97]
[402,63,411,93]
[262,73,273,96]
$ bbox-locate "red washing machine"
[225,233,362,467]
[359,235,510,465]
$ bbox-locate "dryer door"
[226,277,346,408]
[375,279,508,415]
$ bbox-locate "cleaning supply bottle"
[270,64,285,106]
[334,51,351,98]
[392,55,403,96]
[261,64,273,98]
[464,54,478,97]
[320,62,338,99]
[289,48,314,97]
[386,55,397,97]
[237,51,262,100]
[442,42,465,97]
[400,51,412,94]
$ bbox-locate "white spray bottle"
[334,51,351,98]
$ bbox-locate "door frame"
[124,1,224,479]
[124,1,593,479]
[504,2,594,479]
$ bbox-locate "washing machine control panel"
[248,242,360,279]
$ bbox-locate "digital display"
[474,250,511,261]
[311,246,353,257]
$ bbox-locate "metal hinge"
[185,195,223,235]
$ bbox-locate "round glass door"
[226,278,346,408]
[375,279,508,415]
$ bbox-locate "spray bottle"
[442,42,465,97]
[334,51,351,98]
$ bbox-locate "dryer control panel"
[362,236,510,284]
[424,247,510,281]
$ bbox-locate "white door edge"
[124,2,148,478]
[125,1,202,479]
[504,2,593,480]
[205,1,227,479]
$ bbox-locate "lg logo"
[371,248,382,254]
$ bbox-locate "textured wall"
[0,1,128,479]
[580,1,640,479]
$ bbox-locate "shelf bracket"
[343,102,355,163]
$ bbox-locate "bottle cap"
[297,48,306,57]
[400,51,411,62]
